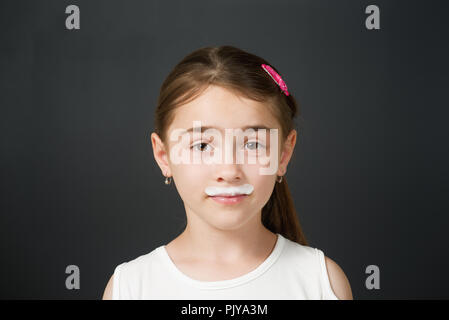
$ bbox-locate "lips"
[208,194,248,204]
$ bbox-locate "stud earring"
[276,175,283,183]
[164,173,172,185]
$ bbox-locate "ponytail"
[262,177,308,245]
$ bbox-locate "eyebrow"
[180,125,272,134]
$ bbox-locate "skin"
[150,85,295,280]
[102,84,353,299]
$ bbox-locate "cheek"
[176,163,203,178]
[256,177,275,199]
[246,166,275,198]
[171,164,209,198]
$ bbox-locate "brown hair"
[153,45,308,246]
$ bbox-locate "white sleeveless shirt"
[112,233,339,300]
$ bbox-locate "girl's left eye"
[245,141,265,150]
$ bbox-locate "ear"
[277,129,297,176]
[150,132,171,177]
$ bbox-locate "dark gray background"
[1,0,448,299]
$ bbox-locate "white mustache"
[205,184,254,197]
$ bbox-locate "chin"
[206,212,255,230]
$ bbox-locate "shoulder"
[119,247,163,273]
[102,246,163,300]
[324,255,353,300]
[281,239,352,299]
[102,274,114,300]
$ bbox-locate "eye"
[245,141,265,150]
[191,142,213,152]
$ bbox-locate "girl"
[102,45,353,300]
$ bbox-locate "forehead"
[167,85,280,132]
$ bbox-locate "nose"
[213,134,244,183]
[214,163,243,183]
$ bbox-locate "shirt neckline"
[157,233,286,290]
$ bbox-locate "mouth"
[208,194,248,204]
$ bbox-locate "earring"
[276,175,283,183]
[164,174,172,185]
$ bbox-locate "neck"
[174,209,277,264]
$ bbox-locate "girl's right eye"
[191,142,213,152]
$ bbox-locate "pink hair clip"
[261,64,289,96]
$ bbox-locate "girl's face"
[151,85,296,231]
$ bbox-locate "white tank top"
[112,233,339,300]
